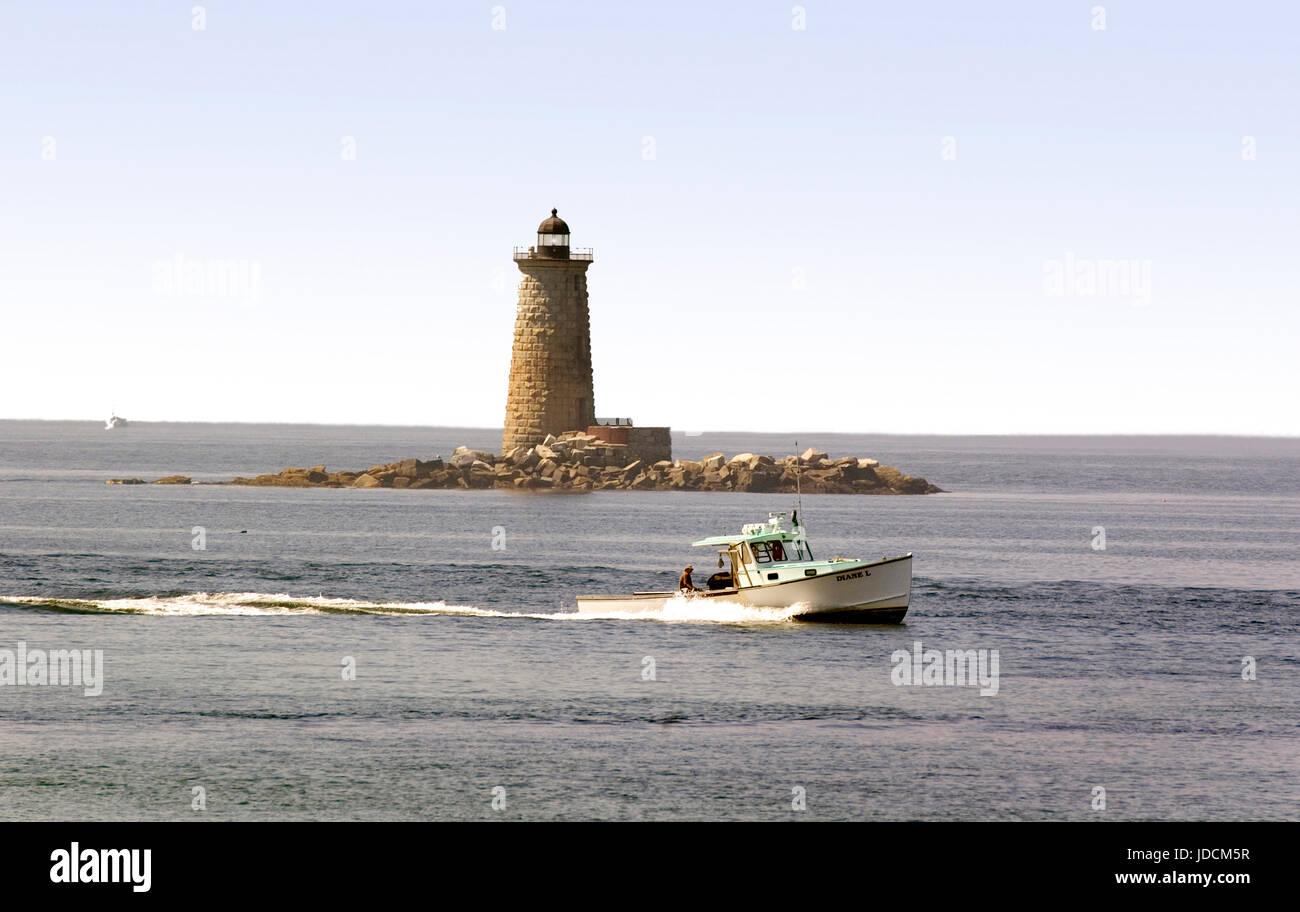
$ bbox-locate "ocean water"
[0,421,1296,820]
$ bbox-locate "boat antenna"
[794,440,802,528]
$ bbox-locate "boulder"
[353,473,382,488]
[743,466,781,493]
[874,465,902,487]
[152,475,192,485]
[395,458,420,479]
[894,475,940,494]
[516,447,540,470]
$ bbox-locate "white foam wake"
[1,592,494,618]
[1,591,808,623]
[572,591,809,624]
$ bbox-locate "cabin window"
[752,541,808,563]
[750,540,808,563]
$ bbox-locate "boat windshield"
[751,539,811,563]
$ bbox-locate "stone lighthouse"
[502,209,596,454]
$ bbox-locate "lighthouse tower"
[502,209,597,454]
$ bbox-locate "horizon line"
[0,417,1296,440]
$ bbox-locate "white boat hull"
[576,554,912,623]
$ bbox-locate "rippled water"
[1,421,1296,820]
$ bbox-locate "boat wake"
[0,590,807,623]
[0,592,496,618]
[574,591,808,623]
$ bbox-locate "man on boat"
[678,565,700,593]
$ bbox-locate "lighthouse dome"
[537,208,569,234]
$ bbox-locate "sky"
[1,1,1296,435]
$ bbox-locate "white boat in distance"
[104,415,128,430]
[575,511,912,623]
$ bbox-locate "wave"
[0,590,808,623]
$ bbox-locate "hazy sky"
[1,1,1295,434]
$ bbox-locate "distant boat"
[105,415,128,430]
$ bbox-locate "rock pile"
[107,475,192,485]
[217,438,941,494]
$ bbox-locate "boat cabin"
[691,512,821,591]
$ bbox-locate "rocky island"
[112,433,941,494]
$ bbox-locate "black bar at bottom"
[0,821,1283,898]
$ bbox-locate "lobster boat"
[575,511,911,623]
